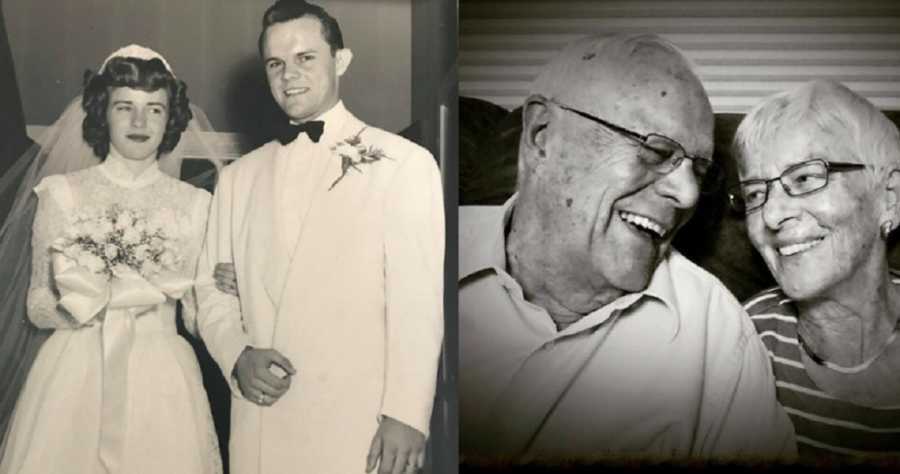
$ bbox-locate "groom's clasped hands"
[233,346,296,407]
[214,265,427,473]
[214,263,294,407]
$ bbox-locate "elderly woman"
[731,79,900,462]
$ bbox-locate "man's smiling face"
[262,16,350,123]
[521,40,714,297]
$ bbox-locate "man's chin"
[606,257,660,294]
[615,272,654,294]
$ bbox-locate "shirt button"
[542,341,556,351]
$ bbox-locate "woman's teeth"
[778,238,824,256]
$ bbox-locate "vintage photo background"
[0,0,457,472]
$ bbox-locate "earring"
[882,220,894,240]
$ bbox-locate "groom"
[196,1,445,473]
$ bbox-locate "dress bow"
[52,253,194,473]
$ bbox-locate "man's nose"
[655,159,700,209]
[282,61,301,80]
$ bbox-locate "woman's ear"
[522,96,551,159]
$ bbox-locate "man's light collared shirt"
[459,198,795,462]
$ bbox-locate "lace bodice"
[28,160,211,332]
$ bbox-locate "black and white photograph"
[458,0,900,470]
[6,0,900,472]
[0,0,456,473]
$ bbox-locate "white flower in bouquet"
[122,227,141,245]
[88,230,105,245]
[133,244,150,262]
[159,250,178,269]
[115,209,136,230]
[103,244,119,261]
[96,219,114,237]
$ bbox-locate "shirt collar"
[98,149,163,189]
[459,194,517,280]
[460,194,681,337]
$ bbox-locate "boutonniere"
[329,127,392,190]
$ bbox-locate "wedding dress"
[0,154,222,474]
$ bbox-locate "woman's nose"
[131,110,147,128]
[760,181,800,230]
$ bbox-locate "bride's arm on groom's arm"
[27,175,80,329]
[194,166,252,395]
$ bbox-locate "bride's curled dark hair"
[81,56,193,159]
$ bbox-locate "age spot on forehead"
[566,198,573,208]
[582,52,596,60]
[660,90,667,97]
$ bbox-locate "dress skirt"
[0,309,222,474]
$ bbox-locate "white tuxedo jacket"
[196,102,444,474]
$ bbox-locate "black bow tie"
[276,120,325,145]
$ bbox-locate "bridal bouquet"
[51,205,193,325]
[52,204,184,279]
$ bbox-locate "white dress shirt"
[459,198,796,462]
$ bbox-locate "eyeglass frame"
[728,158,867,214]
[543,98,722,193]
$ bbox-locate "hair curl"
[258,0,344,57]
[82,56,193,160]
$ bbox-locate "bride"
[0,45,224,473]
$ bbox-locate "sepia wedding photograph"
[0,0,456,473]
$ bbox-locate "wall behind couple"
[6,0,413,146]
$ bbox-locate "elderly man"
[459,34,795,463]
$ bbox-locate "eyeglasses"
[549,100,722,194]
[728,159,866,214]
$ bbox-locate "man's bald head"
[528,34,712,140]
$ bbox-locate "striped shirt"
[746,287,900,462]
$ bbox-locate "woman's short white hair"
[734,79,900,174]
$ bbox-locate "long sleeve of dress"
[195,166,251,395]
[27,175,79,329]
[380,150,445,437]
[180,188,212,337]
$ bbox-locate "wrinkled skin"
[508,42,714,324]
[740,125,886,303]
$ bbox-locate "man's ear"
[335,48,353,77]
[883,168,900,224]
[522,95,551,158]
